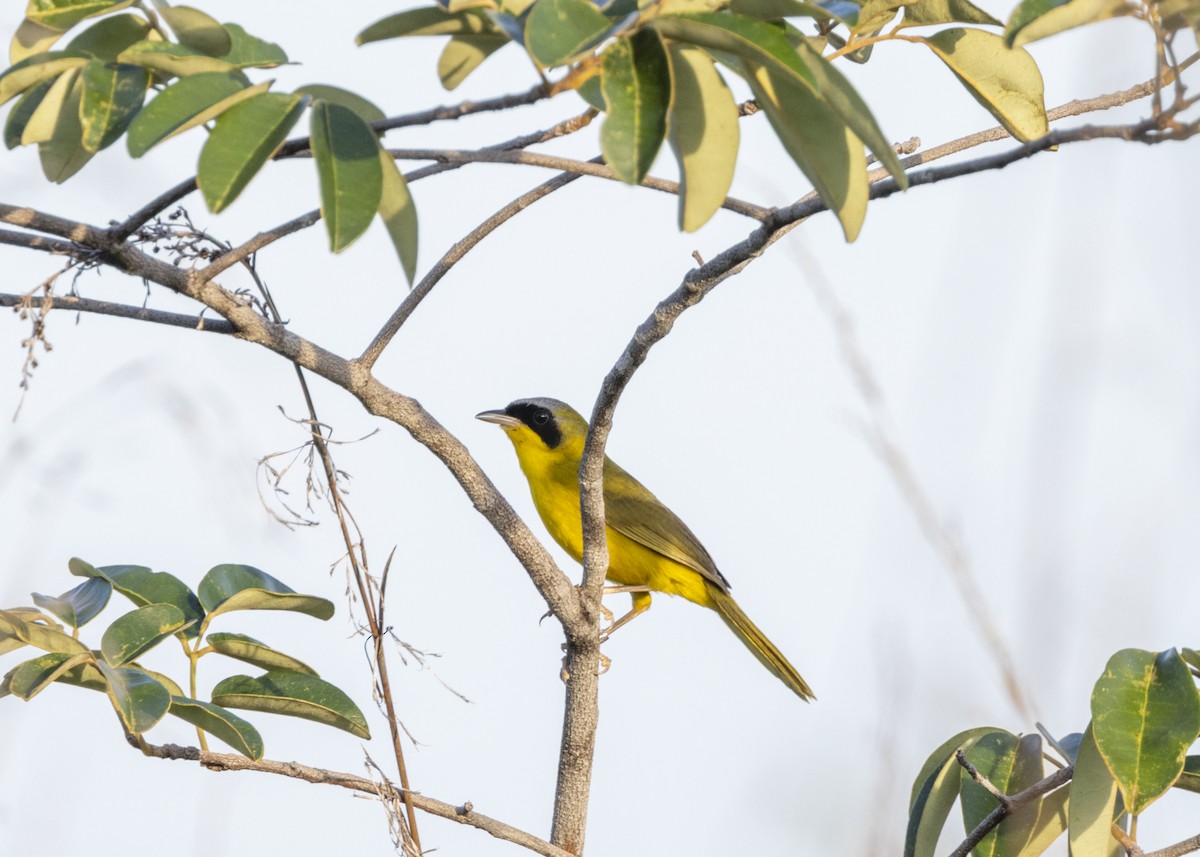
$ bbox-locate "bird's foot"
[559,642,613,679]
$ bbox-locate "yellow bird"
[477,397,814,701]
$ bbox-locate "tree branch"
[0,226,81,257]
[141,742,573,857]
[378,147,771,221]
[947,766,1074,857]
[0,292,235,334]
[109,176,199,243]
[360,167,587,370]
[276,83,552,159]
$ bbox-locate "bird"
[476,397,814,701]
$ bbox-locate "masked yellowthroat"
[477,397,814,700]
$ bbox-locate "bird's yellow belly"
[528,476,713,608]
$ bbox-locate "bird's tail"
[708,585,815,701]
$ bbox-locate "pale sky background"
[1,2,1197,856]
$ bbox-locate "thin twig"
[139,742,573,857]
[239,254,424,852]
[197,209,321,284]
[275,83,551,159]
[377,147,771,221]
[109,177,199,242]
[0,292,236,334]
[947,766,1074,857]
[359,167,586,370]
[956,748,1014,809]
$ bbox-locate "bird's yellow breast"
[503,424,714,607]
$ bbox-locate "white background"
[1,2,1197,856]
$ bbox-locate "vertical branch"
[235,253,424,853]
[548,216,796,853]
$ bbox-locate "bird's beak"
[476,409,521,427]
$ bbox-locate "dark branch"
[277,83,551,158]
[0,291,236,334]
[0,226,81,257]
[109,177,199,242]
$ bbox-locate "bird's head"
[475,397,588,453]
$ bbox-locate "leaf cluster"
[0,557,370,760]
[3,0,1158,260]
[907,647,1200,857]
[2,1,417,279]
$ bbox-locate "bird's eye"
[533,410,550,425]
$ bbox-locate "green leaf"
[116,40,238,77]
[168,696,264,759]
[95,661,170,733]
[100,603,190,666]
[852,0,910,31]
[1022,784,1069,857]
[1182,648,1200,670]
[197,562,335,620]
[524,0,612,67]
[3,77,52,148]
[25,0,134,31]
[378,147,419,285]
[959,732,1045,857]
[219,23,288,69]
[31,576,112,628]
[905,727,1004,857]
[196,92,307,213]
[7,651,93,700]
[903,0,1000,25]
[66,13,150,60]
[0,606,89,655]
[653,13,816,88]
[730,0,860,26]
[666,44,738,232]
[1004,0,1132,47]
[79,59,148,151]
[0,50,89,106]
[294,84,385,124]
[72,560,206,639]
[10,17,63,64]
[159,5,231,57]
[1092,648,1200,815]
[921,28,1047,142]
[600,30,670,185]
[793,40,906,185]
[357,7,497,43]
[0,608,67,655]
[1176,756,1200,794]
[206,632,319,675]
[745,60,868,240]
[126,73,265,158]
[310,101,384,252]
[437,34,508,90]
[1070,725,1123,857]
[19,65,73,145]
[212,671,370,739]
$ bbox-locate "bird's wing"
[603,459,732,592]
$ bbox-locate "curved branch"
[360,167,586,370]
[379,147,770,221]
[143,742,573,857]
